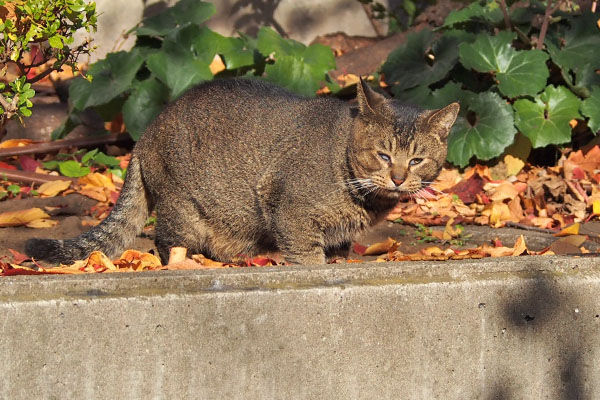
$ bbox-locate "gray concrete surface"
[1,256,600,399]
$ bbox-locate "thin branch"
[498,0,512,30]
[25,65,56,85]
[0,133,133,158]
[537,0,563,49]
[0,168,77,185]
[505,221,557,234]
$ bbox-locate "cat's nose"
[392,177,404,186]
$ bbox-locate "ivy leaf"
[264,56,317,96]
[513,85,581,148]
[441,0,503,28]
[394,82,473,111]
[58,161,91,178]
[257,27,305,58]
[135,0,215,36]
[146,40,212,100]
[69,50,144,111]
[581,86,600,134]
[459,32,549,97]
[382,30,459,92]
[447,91,516,167]
[123,78,170,140]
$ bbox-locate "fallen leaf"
[363,237,399,256]
[504,154,525,176]
[209,54,226,75]
[0,139,35,148]
[0,208,50,227]
[168,247,187,264]
[8,248,29,264]
[512,235,528,256]
[26,218,58,228]
[37,180,71,197]
[549,235,588,255]
[554,222,580,236]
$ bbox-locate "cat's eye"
[409,158,423,166]
[378,152,391,163]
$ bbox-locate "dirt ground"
[1,192,594,267]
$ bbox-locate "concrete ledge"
[1,256,600,399]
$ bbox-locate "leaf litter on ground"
[2,140,600,276]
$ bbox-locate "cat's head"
[349,79,459,200]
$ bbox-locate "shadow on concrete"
[230,0,287,37]
[502,273,586,399]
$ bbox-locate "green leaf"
[69,50,145,110]
[58,160,91,178]
[264,56,316,96]
[92,152,121,168]
[581,86,600,133]
[146,40,212,100]
[441,0,503,28]
[6,184,20,196]
[257,27,305,58]
[302,43,335,80]
[122,78,169,140]
[81,149,98,165]
[459,32,549,97]
[393,82,473,111]
[48,34,63,49]
[382,30,459,92]
[513,85,581,148]
[447,91,516,167]
[136,0,215,37]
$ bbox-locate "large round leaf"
[122,78,170,141]
[135,0,215,37]
[459,32,549,97]
[69,50,145,111]
[513,85,581,147]
[581,86,600,134]
[442,0,503,28]
[382,29,459,92]
[146,40,212,100]
[447,91,516,167]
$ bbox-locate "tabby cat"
[26,78,459,265]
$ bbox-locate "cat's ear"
[426,102,460,139]
[356,78,387,117]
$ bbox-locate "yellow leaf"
[554,222,580,236]
[512,235,528,256]
[0,208,50,227]
[0,138,35,148]
[26,218,58,228]
[37,180,71,197]
[78,172,116,190]
[504,154,525,176]
[594,200,600,215]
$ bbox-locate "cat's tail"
[25,155,151,264]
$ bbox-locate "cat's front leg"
[275,220,327,265]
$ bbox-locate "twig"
[537,0,564,49]
[0,168,77,185]
[360,3,385,38]
[0,133,133,158]
[505,221,557,234]
[498,0,512,30]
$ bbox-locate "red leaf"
[353,242,368,256]
[18,155,40,172]
[8,248,30,265]
[448,173,485,204]
[0,161,17,170]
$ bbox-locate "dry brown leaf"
[37,180,71,197]
[0,208,50,227]
[488,182,519,202]
[512,235,528,256]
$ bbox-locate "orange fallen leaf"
[168,247,187,264]
[363,237,399,255]
[79,172,116,191]
[0,138,35,148]
[512,235,528,256]
[209,54,226,75]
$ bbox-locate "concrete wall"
[78,0,384,62]
[1,256,599,399]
